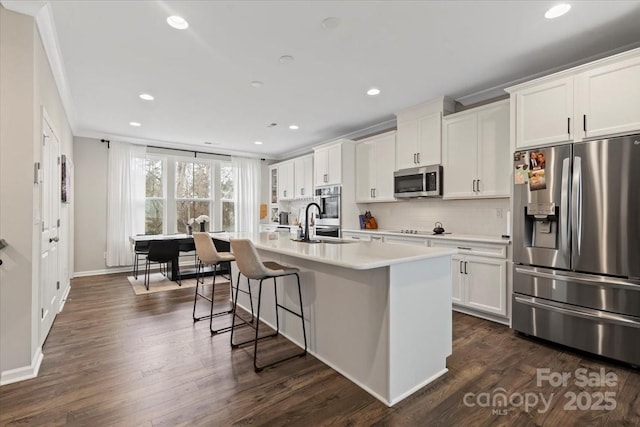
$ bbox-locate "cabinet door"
[464,257,506,316]
[278,162,294,200]
[355,141,374,202]
[383,236,427,246]
[269,166,278,203]
[451,255,465,305]
[314,148,328,186]
[577,55,640,140]
[302,155,313,198]
[477,102,510,197]
[515,77,573,148]
[342,232,371,242]
[396,119,419,170]
[417,112,442,166]
[373,132,396,201]
[442,113,477,198]
[326,144,342,185]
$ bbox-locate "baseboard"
[58,281,71,312]
[0,347,43,386]
[453,306,510,326]
[74,266,132,277]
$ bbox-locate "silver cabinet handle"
[351,236,361,240]
[457,246,472,251]
[472,179,477,192]
[459,261,463,274]
[373,188,376,198]
[413,153,416,164]
[464,261,468,275]
[417,152,420,164]
[515,266,640,292]
[370,188,374,198]
[476,179,480,192]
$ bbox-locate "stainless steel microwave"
[393,165,443,198]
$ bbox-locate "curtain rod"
[100,139,231,159]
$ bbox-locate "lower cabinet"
[451,254,507,316]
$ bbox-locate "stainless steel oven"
[315,225,340,238]
[315,185,341,227]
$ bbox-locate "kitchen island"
[214,232,455,406]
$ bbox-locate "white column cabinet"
[442,99,509,199]
[395,97,455,170]
[355,131,396,203]
[450,254,464,305]
[508,48,640,149]
[293,154,313,199]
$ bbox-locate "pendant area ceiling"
[17,1,640,157]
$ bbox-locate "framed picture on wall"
[61,154,70,203]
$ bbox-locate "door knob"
[49,237,59,243]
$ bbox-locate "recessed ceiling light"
[367,88,381,96]
[321,17,341,30]
[129,122,141,127]
[545,4,571,19]
[139,93,154,101]
[289,125,299,130]
[254,141,263,145]
[250,81,264,87]
[167,15,189,30]
[279,55,294,64]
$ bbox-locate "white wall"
[73,137,109,274]
[0,6,73,379]
[357,198,510,236]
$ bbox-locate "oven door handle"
[514,295,640,328]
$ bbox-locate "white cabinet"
[355,131,396,203]
[293,154,313,199]
[442,100,510,199]
[314,143,342,186]
[277,161,294,200]
[383,235,427,246]
[451,255,506,316]
[431,239,508,318]
[395,97,455,170]
[514,77,574,148]
[576,54,640,140]
[269,165,278,204]
[508,48,640,149]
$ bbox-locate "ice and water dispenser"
[524,202,558,249]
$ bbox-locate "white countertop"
[212,232,455,270]
[342,228,511,245]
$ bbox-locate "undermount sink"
[291,238,354,244]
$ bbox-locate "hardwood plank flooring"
[0,273,638,426]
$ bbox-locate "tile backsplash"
[359,197,510,236]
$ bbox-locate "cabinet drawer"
[342,232,372,242]
[383,236,428,246]
[430,240,507,259]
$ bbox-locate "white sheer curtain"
[106,142,146,266]
[231,156,261,233]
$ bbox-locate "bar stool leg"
[253,279,265,372]
[273,277,280,334]
[230,272,244,348]
[296,273,308,353]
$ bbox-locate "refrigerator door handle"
[514,295,640,328]
[515,265,640,291]
[571,156,583,258]
[560,157,571,258]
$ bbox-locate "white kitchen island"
[214,232,455,407]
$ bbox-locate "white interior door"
[40,118,60,344]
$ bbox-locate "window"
[143,154,234,234]
[175,160,212,233]
[220,165,235,231]
[144,158,165,234]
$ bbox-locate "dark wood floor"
[1,273,638,426]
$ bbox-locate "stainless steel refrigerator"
[512,134,640,365]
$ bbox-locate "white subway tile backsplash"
[359,198,510,236]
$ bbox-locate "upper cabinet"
[314,140,350,186]
[355,130,397,203]
[293,154,313,199]
[508,48,640,149]
[442,99,510,199]
[395,97,456,170]
[272,154,314,202]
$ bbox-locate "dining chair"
[229,238,307,372]
[144,240,181,290]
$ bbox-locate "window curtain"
[106,142,146,266]
[231,156,261,233]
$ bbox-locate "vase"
[200,222,206,232]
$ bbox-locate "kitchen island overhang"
[214,232,455,406]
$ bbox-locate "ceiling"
[5,1,640,158]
